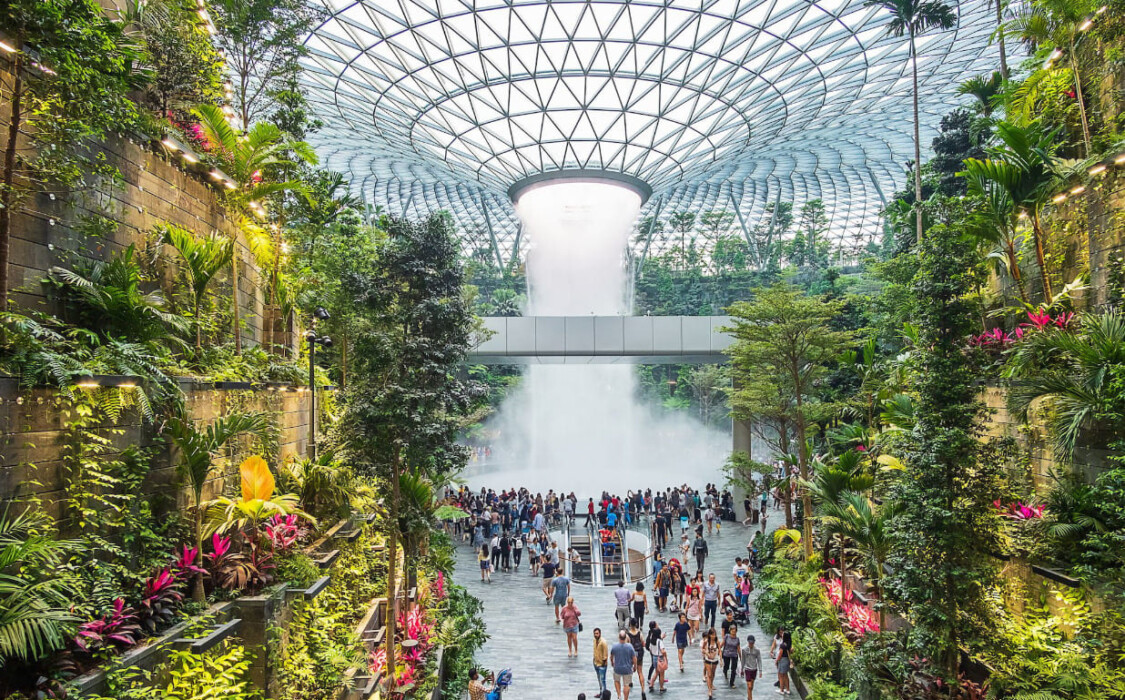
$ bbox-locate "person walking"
[653,563,671,613]
[499,531,512,571]
[685,588,702,644]
[541,555,557,600]
[721,624,741,688]
[551,571,572,624]
[477,543,492,583]
[490,532,502,571]
[631,582,648,629]
[667,562,684,611]
[586,498,597,529]
[626,619,647,700]
[776,631,792,695]
[692,534,709,575]
[701,628,721,700]
[672,613,690,672]
[614,580,631,630]
[702,573,720,630]
[512,531,524,569]
[611,630,637,700]
[741,635,763,700]
[561,597,582,657]
[593,628,610,695]
[645,621,668,693]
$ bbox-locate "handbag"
[578,622,584,632]
[657,651,669,673]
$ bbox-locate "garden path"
[454,507,784,700]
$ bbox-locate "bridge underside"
[469,316,732,364]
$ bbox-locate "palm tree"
[804,456,874,585]
[961,163,1029,303]
[1006,310,1125,459]
[166,412,268,602]
[865,0,957,244]
[192,104,317,353]
[959,121,1064,304]
[825,492,903,630]
[1006,0,1100,155]
[161,225,234,354]
[0,507,76,667]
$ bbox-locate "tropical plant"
[279,451,355,520]
[824,492,903,629]
[726,285,859,557]
[160,225,234,353]
[1004,0,1100,154]
[959,121,1067,304]
[191,103,317,353]
[961,163,1029,303]
[166,413,269,601]
[0,507,76,667]
[75,598,141,654]
[203,455,310,537]
[864,0,957,243]
[49,246,189,343]
[1006,310,1125,458]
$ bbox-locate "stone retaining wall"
[0,378,312,528]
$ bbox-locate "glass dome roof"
[300,0,998,263]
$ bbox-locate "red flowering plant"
[969,309,1077,354]
[369,572,446,695]
[75,598,142,655]
[994,500,1045,520]
[820,577,880,636]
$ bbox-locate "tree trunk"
[0,51,24,311]
[194,295,203,354]
[779,427,794,529]
[1006,240,1028,303]
[384,445,402,687]
[794,389,814,561]
[1069,47,1092,157]
[231,245,243,354]
[911,33,924,245]
[1030,213,1053,305]
[995,0,1008,80]
[193,504,206,603]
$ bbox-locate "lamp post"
[306,307,331,458]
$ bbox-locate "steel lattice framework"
[300,0,999,264]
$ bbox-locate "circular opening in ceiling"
[508,169,652,205]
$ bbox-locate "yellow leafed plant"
[240,455,275,501]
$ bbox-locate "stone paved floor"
[454,509,783,700]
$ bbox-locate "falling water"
[467,180,728,496]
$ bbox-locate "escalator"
[570,532,594,583]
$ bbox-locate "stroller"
[721,591,751,625]
[486,669,513,700]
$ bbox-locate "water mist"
[468,180,728,497]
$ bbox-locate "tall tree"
[865,0,957,244]
[885,224,1000,677]
[959,120,1065,305]
[208,0,325,129]
[339,213,482,687]
[726,285,857,558]
[0,0,141,308]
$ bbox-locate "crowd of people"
[453,482,794,700]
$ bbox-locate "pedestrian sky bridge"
[469,316,732,364]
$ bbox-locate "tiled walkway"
[454,511,782,700]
